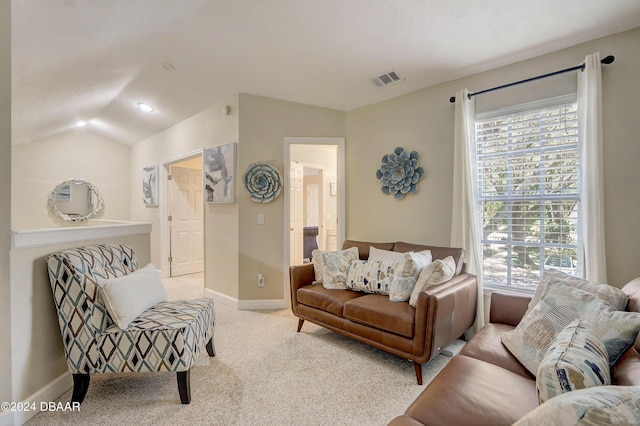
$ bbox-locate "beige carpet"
[26,275,451,426]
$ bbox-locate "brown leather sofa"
[388,277,640,425]
[289,240,478,384]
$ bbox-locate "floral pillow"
[321,248,360,290]
[536,319,611,404]
[312,247,358,284]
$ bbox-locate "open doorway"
[162,153,204,278]
[284,137,345,302]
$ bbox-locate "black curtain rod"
[448,55,615,103]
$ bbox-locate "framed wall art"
[204,142,236,203]
[142,164,159,206]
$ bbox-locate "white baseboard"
[204,288,287,310]
[8,372,72,426]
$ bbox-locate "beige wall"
[12,129,131,229]
[346,26,640,287]
[9,233,150,406]
[0,0,11,410]
[237,94,345,301]
[130,99,240,299]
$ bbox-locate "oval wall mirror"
[48,179,104,222]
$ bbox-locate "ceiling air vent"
[372,71,404,87]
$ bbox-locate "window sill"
[483,285,535,298]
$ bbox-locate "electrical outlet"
[258,274,265,287]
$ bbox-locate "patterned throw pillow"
[502,280,640,377]
[312,247,358,283]
[408,256,456,307]
[536,319,611,404]
[513,386,640,426]
[346,260,398,294]
[389,251,433,302]
[526,269,628,317]
[321,249,360,290]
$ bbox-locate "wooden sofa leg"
[177,370,191,404]
[206,337,216,357]
[413,362,423,385]
[297,318,305,332]
[71,373,90,404]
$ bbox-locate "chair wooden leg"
[297,318,304,332]
[206,337,216,357]
[177,370,191,404]
[71,374,90,404]
[413,362,423,385]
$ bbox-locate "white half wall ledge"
[10,220,153,250]
[3,372,72,426]
[204,288,287,310]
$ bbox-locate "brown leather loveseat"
[289,240,478,384]
[389,277,640,425]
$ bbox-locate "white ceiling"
[11,0,640,146]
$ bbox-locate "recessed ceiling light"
[74,120,88,127]
[138,103,155,113]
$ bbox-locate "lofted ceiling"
[11,0,640,146]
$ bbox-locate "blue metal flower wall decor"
[243,162,283,203]
[376,147,424,199]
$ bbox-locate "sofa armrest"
[289,263,315,316]
[412,273,478,361]
[489,292,532,327]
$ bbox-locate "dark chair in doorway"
[303,226,319,262]
[46,244,215,405]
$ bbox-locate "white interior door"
[290,162,304,265]
[170,166,204,276]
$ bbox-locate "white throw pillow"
[389,251,433,302]
[368,246,408,262]
[97,263,167,329]
[502,280,640,377]
[526,269,628,317]
[408,256,456,307]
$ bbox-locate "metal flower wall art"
[242,162,283,203]
[376,147,424,199]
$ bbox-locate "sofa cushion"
[344,294,415,338]
[297,284,364,317]
[536,319,611,404]
[502,280,640,376]
[403,355,538,426]
[513,385,640,426]
[460,323,533,379]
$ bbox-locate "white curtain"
[578,52,608,284]
[451,89,484,332]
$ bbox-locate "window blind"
[476,97,582,289]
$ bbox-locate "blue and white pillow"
[536,319,611,404]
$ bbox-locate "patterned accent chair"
[46,244,215,404]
